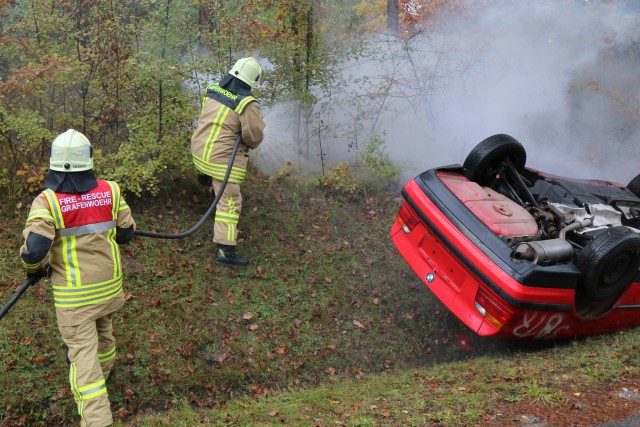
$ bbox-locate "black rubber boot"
[216,244,249,266]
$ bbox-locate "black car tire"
[627,173,640,197]
[577,227,640,301]
[463,134,526,185]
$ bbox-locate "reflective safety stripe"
[59,220,116,237]
[98,346,116,364]
[53,276,122,307]
[21,260,42,269]
[28,208,54,222]
[214,212,240,223]
[43,189,65,228]
[228,223,235,241]
[200,96,208,114]
[105,182,121,278]
[78,379,107,400]
[235,96,256,114]
[107,181,120,218]
[227,195,237,241]
[62,234,80,286]
[192,156,247,183]
[69,364,88,425]
[202,106,230,161]
[44,188,80,285]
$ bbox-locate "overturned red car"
[390,134,640,339]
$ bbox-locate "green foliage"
[319,161,359,195]
[317,134,401,198]
[0,0,388,197]
[359,132,400,185]
[0,105,53,196]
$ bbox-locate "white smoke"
[253,1,640,186]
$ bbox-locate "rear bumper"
[391,220,492,334]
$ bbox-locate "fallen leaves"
[353,320,365,329]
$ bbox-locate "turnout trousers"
[59,313,117,427]
[212,180,242,246]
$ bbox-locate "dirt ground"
[481,380,640,427]
[436,330,640,427]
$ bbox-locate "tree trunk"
[387,0,399,35]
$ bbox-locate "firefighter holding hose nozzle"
[19,129,135,427]
[191,57,266,266]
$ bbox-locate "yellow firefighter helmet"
[229,57,262,89]
[49,129,94,172]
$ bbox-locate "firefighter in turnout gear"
[191,57,265,266]
[20,129,135,427]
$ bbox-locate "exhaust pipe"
[512,218,593,266]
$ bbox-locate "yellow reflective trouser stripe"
[228,224,235,242]
[208,163,246,181]
[53,277,122,307]
[202,106,230,161]
[78,379,107,400]
[28,208,54,222]
[69,364,87,426]
[228,196,237,241]
[214,212,240,223]
[217,196,238,241]
[98,346,116,364]
[192,156,246,183]
[71,364,107,401]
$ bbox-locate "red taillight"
[396,202,420,233]
[474,287,518,330]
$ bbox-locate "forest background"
[2,0,639,200]
[1,0,419,197]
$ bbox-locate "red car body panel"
[391,171,640,339]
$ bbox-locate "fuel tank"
[437,171,539,242]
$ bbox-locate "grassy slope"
[1,172,640,426]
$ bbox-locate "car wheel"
[576,227,640,301]
[463,134,526,185]
[627,173,640,197]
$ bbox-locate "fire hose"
[0,266,47,321]
[1,135,242,320]
[133,135,242,238]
